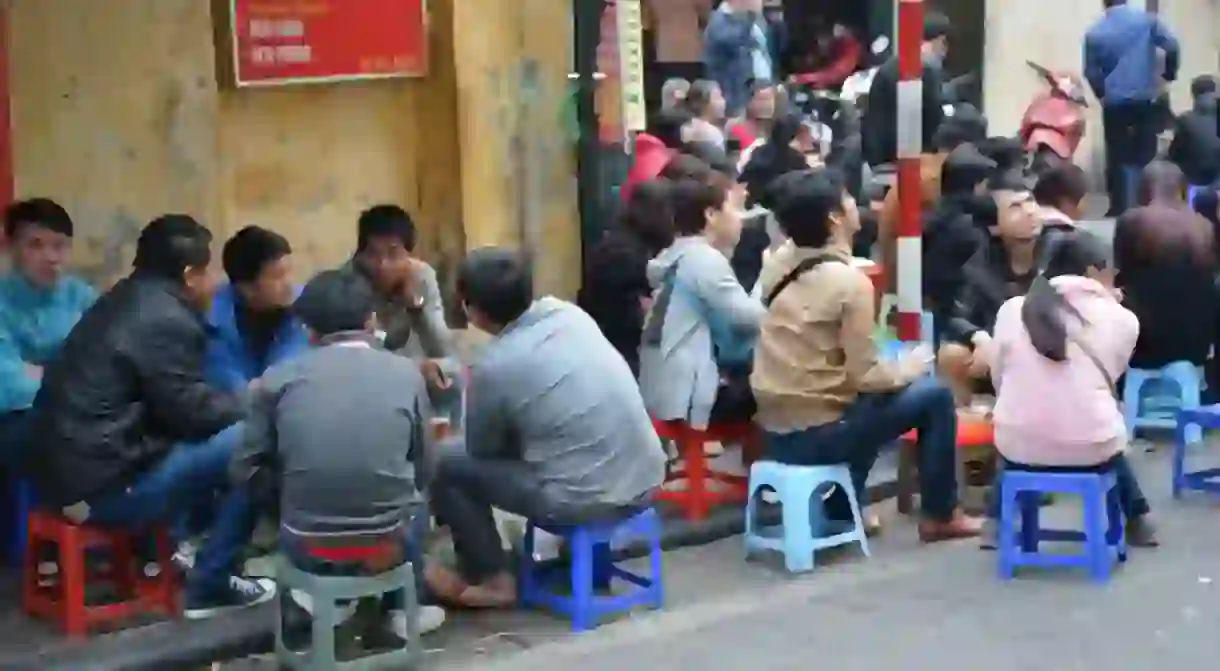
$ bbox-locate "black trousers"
[1102,101,1160,215]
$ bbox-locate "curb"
[7,477,899,670]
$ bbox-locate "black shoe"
[184,576,277,619]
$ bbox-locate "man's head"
[1191,75,1218,112]
[294,269,377,343]
[1032,162,1089,219]
[222,226,294,311]
[1138,160,1187,206]
[4,198,75,289]
[355,204,416,295]
[770,167,859,249]
[456,247,534,334]
[669,162,744,251]
[660,78,691,111]
[132,214,217,310]
[940,144,997,198]
[923,11,951,62]
[684,80,726,122]
[990,174,1041,242]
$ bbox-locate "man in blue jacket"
[0,199,96,470]
[703,0,774,117]
[207,226,308,392]
[1084,0,1180,216]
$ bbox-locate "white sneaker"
[184,576,277,620]
[392,606,446,636]
[172,540,197,572]
[290,588,357,622]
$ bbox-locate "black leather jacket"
[27,274,245,506]
[861,54,945,167]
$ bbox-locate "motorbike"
[1019,60,1089,176]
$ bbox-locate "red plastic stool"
[896,418,996,515]
[653,419,760,521]
[22,510,180,636]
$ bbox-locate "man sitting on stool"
[426,248,666,608]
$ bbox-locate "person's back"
[991,279,1137,467]
[475,296,665,506]
[1084,3,1178,107]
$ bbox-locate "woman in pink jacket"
[982,231,1158,548]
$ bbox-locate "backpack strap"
[763,256,837,308]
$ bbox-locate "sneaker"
[172,540,197,572]
[1126,515,1160,548]
[184,576,277,619]
[391,606,447,636]
[289,589,358,623]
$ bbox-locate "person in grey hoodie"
[426,248,666,608]
[343,204,463,422]
[233,268,447,641]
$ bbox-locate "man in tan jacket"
[751,168,982,542]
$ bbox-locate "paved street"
[219,442,1220,670]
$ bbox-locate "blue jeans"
[765,375,960,520]
[84,423,257,598]
[0,411,32,472]
[988,454,1151,520]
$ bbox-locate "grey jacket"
[467,297,665,506]
[233,332,432,539]
[638,236,766,428]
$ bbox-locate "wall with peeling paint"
[7,0,578,298]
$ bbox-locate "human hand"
[898,343,935,379]
[420,359,451,390]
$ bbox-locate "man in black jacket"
[27,214,273,619]
[860,11,950,169]
[1167,75,1220,191]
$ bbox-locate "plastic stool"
[519,507,664,632]
[275,557,421,670]
[996,469,1127,583]
[653,419,755,520]
[744,462,870,573]
[22,510,179,636]
[1174,405,1220,497]
[1123,362,1202,443]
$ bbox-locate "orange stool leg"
[681,435,709,521]
[59,526,89,637]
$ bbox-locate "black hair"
[681,141,737,178]
[1191,74,1217,99]
[940,144,997,197]
[1102,0,1126,7]
[933,107,988,152]
[1020,231,1110,361]
[649,108,694,150]
[4,198,74,240]
[923,11,951,41]
[456,247,534,326]
[620,179,675,254]
[132,214,213,281]
[357,204,416,252]
[294,269,376,336]
[988,168,1031,194]
[770,167,847,249]
[977,136,1026,183]
[1032,162,1088,208]
[222,225,292,284]
[684,80,721,119]
[670,173,731,237]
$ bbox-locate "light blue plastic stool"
[1174,405,1220,498]
[744,461,870,573]
[997,469,1127,583]
[1122,361,1202,443]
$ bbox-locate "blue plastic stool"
[744,461,870,573]
[519,507,664,632]
[1173,405,1220,497]
[1123,361,1202,443]
[996,469,1127,583]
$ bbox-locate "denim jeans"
[0,411,32,472]
[280,512,428,612]
[1102,101,1158,214]
[765,375,960,520]
[430,449,649,583]
[988,454,1151,520]
[84,423,258,599]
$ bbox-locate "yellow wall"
[8,0,579,297]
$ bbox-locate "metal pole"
[895,0,924,342]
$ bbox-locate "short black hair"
[683,80,721,118]
[770,168,847,249]
[1191,74,1217,99]
[1032,162,1089,207]
[294,269,376,336]
[680,141,737,178]
[132,214,213,280]
[940,144,996,196]
[923,11,951,41]
[456,247,534,326]
[5,198,73,240]
[648,108,693,150]
[222,226,292,284]
[357,204,416,252]
[670,174,730,237]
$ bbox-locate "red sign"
[229,0,428,86]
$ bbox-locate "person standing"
[1166,75,1220,194]
[703,0,772,118]
[1084,0,1180,216]
[0,199,96,471]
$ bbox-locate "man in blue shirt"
[1084,0,1180,216]
[206,226,308,392]
[0,199,96,470]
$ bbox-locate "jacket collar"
[791,241,853,264]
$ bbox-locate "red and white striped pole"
[895,0,924,342]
